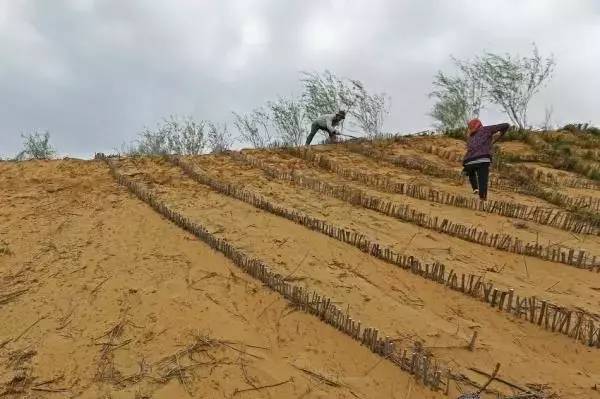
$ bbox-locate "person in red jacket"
[462,119,510,201]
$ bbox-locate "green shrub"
[588,169,600,181]
[129,115,207,156]
[16,131,55,160]
[554,143,572,156]
[442,127,467,140]
[561,123,600,137]
[501,127,530,142]
[562,123,580,133]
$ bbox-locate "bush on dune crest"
[15,131,56,161]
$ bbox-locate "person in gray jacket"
[305,110,346,145]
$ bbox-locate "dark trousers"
[464,162,490,200]
[305,123,334,145]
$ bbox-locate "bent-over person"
[305,110,346,145]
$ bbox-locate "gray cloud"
[1,0,599,158]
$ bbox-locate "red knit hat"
[467,118,483,135]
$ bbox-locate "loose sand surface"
[1,136,599,398]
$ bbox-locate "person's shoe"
[473,189,479,195]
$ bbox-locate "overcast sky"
[1,0,599,158]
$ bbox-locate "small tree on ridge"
[16,130,56,160]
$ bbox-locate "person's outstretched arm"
[488,123,510,143]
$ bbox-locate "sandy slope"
[114,157,600,398]
[0,160,436,399]
[289,146,560,209]
[185,154,600,313]
[229,150,600,255]
[2,134,600,398]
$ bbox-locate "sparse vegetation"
[432,44,555,129]
[129,115,207,156]
[441,127,468,140]
[541,106,554,130]
[232,108,275,148]
[301,70,390,138]
[268,97,307,146]
[347,79,390,137]
[518,131,600,181]
[429,61,485,130]
[562,123,600,137]
[207,122,233,154]
[498,128,531,142]
[15,131,55,160]
[300,70,357,122]
[231,70,390,148]
[476,44,555,129]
